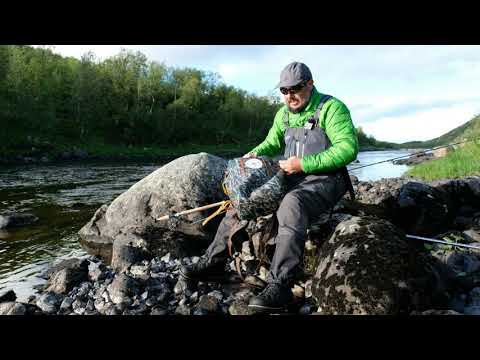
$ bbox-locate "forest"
[0,45,390,159]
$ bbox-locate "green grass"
[405,142,480,181]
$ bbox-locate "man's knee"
[276,192,308,231]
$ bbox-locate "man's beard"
[287,89,313,114]
[287,102,309,114]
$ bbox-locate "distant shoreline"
[0,144,405,166]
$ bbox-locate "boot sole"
[247,304,287,312]
[179,270,228,283]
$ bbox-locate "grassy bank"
[405,142,480,181]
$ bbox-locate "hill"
[400,114,480,149]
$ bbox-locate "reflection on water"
[0,151,411,301]
[0,162,162,301]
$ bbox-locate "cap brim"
[275,79,304,89]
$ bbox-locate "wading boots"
[179,256,227,282]
[248,282,294,313]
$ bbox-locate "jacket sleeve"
[301,100,359,173]
[249,108,285,157]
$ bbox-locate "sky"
[39,45,480,143]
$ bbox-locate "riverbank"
[0,142,253,165]
[2,168,479,315]
[0,142,399,166]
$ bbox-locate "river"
[0,150,411,301]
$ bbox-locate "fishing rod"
[154,138,479,224]
[406,234,480,250]
[349,137,480,171]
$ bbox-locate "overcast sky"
[40,45,480,143]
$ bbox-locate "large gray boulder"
[311,216,445,315]
[79,153,228,264]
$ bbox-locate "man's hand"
[279,156,303,175]
[243,152,257,158]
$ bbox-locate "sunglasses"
[280,82,307,95]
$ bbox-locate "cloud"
[361,103,479,143]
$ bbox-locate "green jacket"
[250,87,359,174]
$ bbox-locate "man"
[180,62,359,313]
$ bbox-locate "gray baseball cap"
[276,62,313,88]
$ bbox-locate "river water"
[0,150,411,301]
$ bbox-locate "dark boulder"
[312,216,445,315]
[393,182,454,236]
[0,289,16,303]
[432,176,480,210]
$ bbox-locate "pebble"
[208,290,224,302]
[161,253,171,263]
[299,303,313,315]
[197,295,219,313]
[60,297,74,311]
[36,292,62,314]
[189,291,199,303]
[193,307,209,315]
[175,304,191,315]
[304,280,313,298]
[151,306,168,315]
[146,297,158,307]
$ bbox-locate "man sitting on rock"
[180,62,359,313]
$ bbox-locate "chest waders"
[261,95,356,287]
[282,94,355,201]
[204,95,357,288]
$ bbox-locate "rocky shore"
[2,153,479,315]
